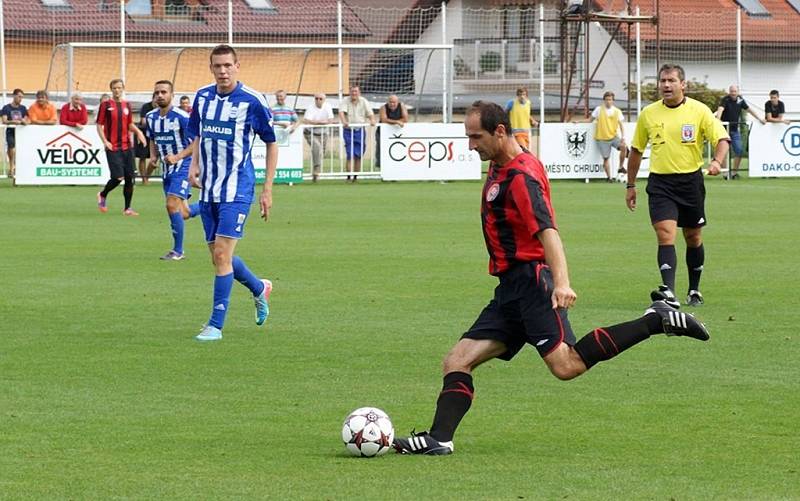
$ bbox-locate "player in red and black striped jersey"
[95,79,146,216]
[394,101,711,456]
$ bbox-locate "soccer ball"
[341,407,394,457]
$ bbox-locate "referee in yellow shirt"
[626,64,729,308]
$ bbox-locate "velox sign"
[380,123,481,181]
[748,122,800,177]
[539,122,649,179]
[15,125,110,185]
[252,126,304,184]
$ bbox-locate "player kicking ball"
[393,101,710,456]
[145,80,200,261]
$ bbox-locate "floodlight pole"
[636,7,641,116]
[539,3,544,125]
[228,0,233,45]
[337,1,343,106]
[736,7,742,91]
[441,2,448,123]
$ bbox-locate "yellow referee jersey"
[632,97,729,175]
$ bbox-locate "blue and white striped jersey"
[188,81,276,204]
[145,106,193,175]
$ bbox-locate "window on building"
[735,0,771,18]
[40,0,70,7]
[243,0,275,10]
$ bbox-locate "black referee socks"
[430,371,474,442]
[658,244,677,291]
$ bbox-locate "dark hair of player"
[155,80,174,92]
[769,89,779,97]
[210,44,238,63]
[467,100,512,136]
[12,88,23,96]
[603,91,615,99]
[658,63,685,81]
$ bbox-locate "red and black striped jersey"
[481,150,557,276]
[96,99,133,151]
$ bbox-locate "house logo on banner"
[36,131,104,177]
[780,125,800,156]
[564,129,588,159]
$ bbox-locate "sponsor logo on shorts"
[237,213,247,224]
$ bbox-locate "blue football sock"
[169,211,185,254]
[208,273,234,329]
[188,203,200,218]
[232,256,265,296]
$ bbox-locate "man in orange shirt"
[27,90,57,125]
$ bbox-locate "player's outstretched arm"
[625,148,643,211]
[537,228,576,310]
[260,141,278,221]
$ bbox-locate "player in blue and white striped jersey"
[146,80,200,261]
[172,44,278,342]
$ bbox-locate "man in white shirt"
[338,85,375,182]
[302,93,335,182]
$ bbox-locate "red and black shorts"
[462,261,576,360]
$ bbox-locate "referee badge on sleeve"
[681,124,696,143]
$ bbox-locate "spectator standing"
[302,93,335,182]
[338,85,375,182]
[27,90,57,125]
[271,90,298,134]
[376,94,408,167]
[135,93,157,184]
[505,87,538,149]
[59,93,88,129]
[765,90,790,125]
[96,79,147,216]
[714,85,764,179]
[1,88,28,183]
[591,91,628,181]
[179,95,192,114]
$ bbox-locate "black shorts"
[5,130,15,149]
[646,170,706,228]
[462,261,576,360]
[106,149,135,179]
[134,135,150,159]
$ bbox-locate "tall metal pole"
[539,3,544,125]
[120,0,126,83]
[228,0,233,45]
[0,0,7,102]
[736,7,742,91]
[583,9,589,117]
[337,1,343,105]
[441,2,448,123]
[636,6,641,115]
[67,44,74,100]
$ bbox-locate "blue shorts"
[343,127,366,159]
[163,171,191,200]
[199,201,252,243]
[729,130,743,157]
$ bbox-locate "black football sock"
[686,244,705,292]
[123,175,134,210]
[101,178,121,197]
[657,244,677,291]
[574,315,663,370]
[429,371,474,443]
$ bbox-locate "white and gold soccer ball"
[341,407,395,457]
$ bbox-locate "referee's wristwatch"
[626,183,636,189]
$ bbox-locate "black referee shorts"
[462,261,576,360]
[646,170,706,228]
[106,149,135,179]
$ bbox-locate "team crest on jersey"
[228,107,238,119]
[486,183,500,202]
[681,124,696,143]
[564,129,588,159]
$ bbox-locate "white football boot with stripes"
[393,431,454,455]
[645,300,710,341]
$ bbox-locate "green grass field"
[1,176,798,500]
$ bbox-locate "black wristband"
[626,183,636,189]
